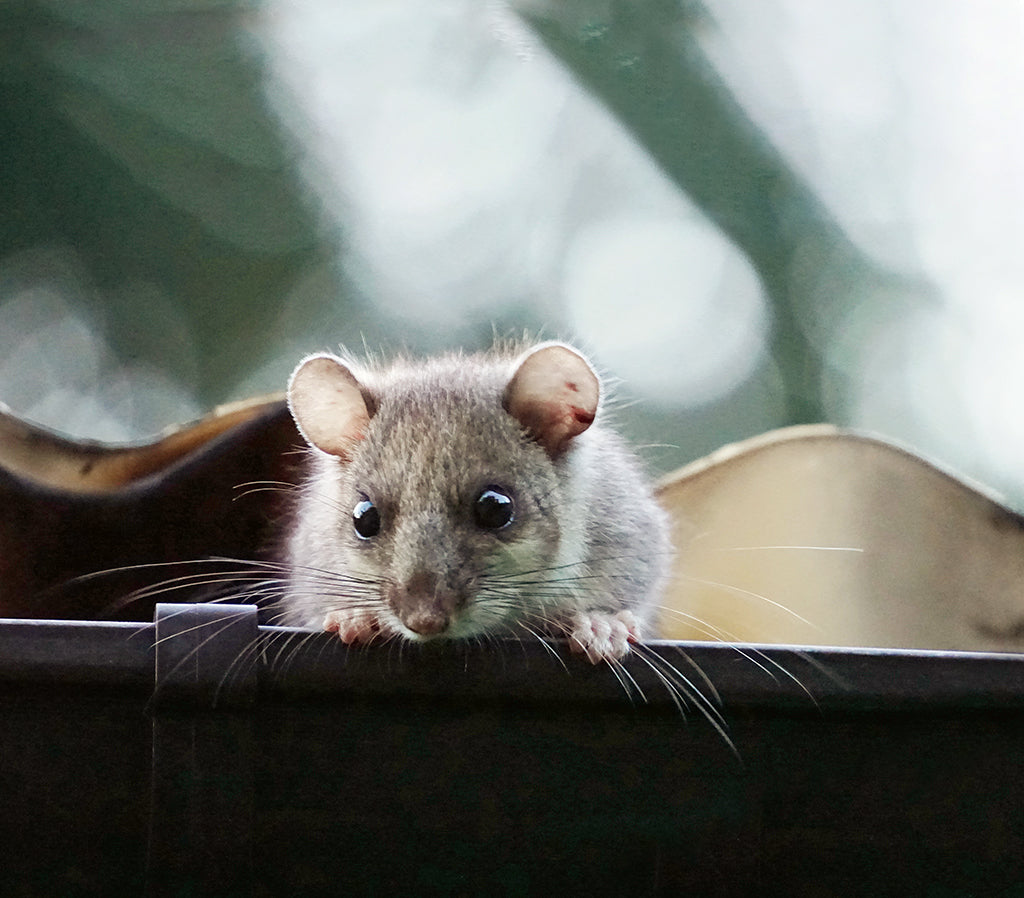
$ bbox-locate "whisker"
[654,604,817,703]
[630,644,738,759]
[660,644,723,709]
[232,480,301,502]
[714,545,864,554]
[595,653,641,703]
[516,623,569,672]
[608,655,646,704]
[149,612,263,705]
[677,574,818,629]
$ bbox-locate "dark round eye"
[473,487,514,530]
[352,498,381,540]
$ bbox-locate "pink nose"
[388,571,457,637]
[402,608,449,637]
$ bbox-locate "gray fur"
[283,344,671,656]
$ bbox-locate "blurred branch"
[516,0,908,423]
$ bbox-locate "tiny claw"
[323,609,381,645]
[568,610,642,663]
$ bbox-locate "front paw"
[323,608,382,645]
[567,610,641,664]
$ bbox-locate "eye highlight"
[473,487,514,530]
[352,498,381,540]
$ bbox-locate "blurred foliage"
[0,0,930,445]
[516,0,925,424]
[1,0,347,401]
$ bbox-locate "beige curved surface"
[655,425,1024,651]
[0,394,286,494]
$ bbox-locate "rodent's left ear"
[287,353,373,459]
[504,343,599,458]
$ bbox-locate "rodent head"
[286,343,600,642]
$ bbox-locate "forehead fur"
[346,350,551,503]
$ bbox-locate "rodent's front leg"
[323,608,382,645]
[567,609,641,664]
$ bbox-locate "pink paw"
[323,609,381,645]
[567,610,642,664]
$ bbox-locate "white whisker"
[678,574,818,629]
[715,545,864,554]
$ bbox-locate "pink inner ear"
[505,344,599,458]
[287,355,371,459]
[526,396,595,457]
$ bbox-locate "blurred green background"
[2,1,1022,503]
